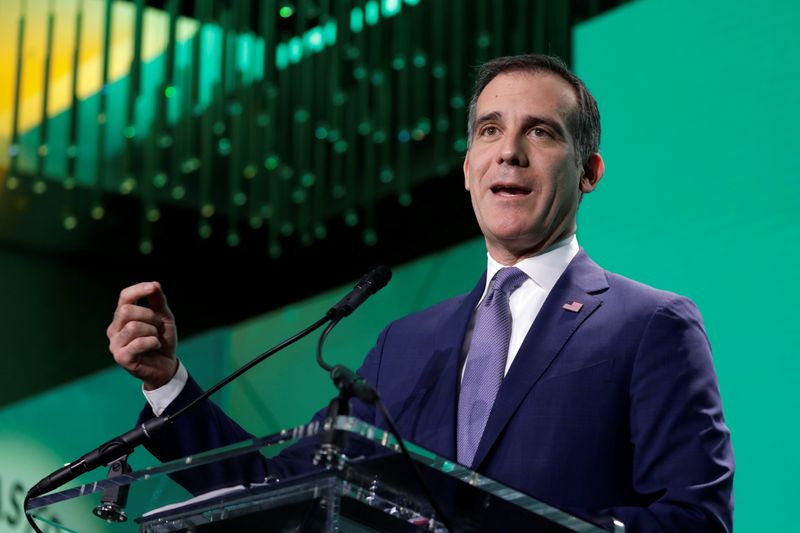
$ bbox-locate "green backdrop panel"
[574,0,800,530]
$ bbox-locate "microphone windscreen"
[366,265,392,293]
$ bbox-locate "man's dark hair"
[467,54,601,166]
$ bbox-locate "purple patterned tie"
[457,267,528,466]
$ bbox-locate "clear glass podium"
[26,416,624,532]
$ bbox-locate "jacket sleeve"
[138,326,391,496]
[137,373,271,495]
[606,296,734,532]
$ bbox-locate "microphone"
[316,265,391,403]
[28,417,170,498]
[315,269,390,471]
[327,266,392,319]
[313,267,454,531]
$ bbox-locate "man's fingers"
[113,336,163,368]
[108,306,160,346]
[112,321,160,350]
[111,304,158,331]
[125,336,163,357]
[117,282,161,308]
[145,282,171,315]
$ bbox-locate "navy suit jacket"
[143,250,734,532]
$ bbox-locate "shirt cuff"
[143,360,188,416]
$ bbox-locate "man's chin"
[485,235,548,264]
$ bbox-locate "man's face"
[463,71,602,264]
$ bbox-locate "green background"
[2,0,798,531]
[574,0,800,526]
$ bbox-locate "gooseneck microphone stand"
[315,316,455,532]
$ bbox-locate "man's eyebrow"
[473,111,503,132]
[472,111,569,140]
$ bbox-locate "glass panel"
[26,416,620,532]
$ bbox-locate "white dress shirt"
[146,235,580,415]
[144,359,188,417]
[461,235,579,379]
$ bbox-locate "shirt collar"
[484,234,580,294]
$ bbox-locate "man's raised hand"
[107,281,178,390]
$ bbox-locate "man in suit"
[108,55,734,531]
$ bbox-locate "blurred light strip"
[274,0,426,70]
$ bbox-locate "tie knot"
[491,267,528,296]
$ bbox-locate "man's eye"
[481,126,498,136]
[531,127,551,138]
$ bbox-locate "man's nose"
[496,134,529,166]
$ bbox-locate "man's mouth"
[490,184,531,196]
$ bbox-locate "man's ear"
[579,153,604,194]
[463,153,471,190]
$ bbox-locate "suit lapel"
[408,273,486,459]
[471,250,609,469]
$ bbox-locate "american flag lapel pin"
[562,301,583,313]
